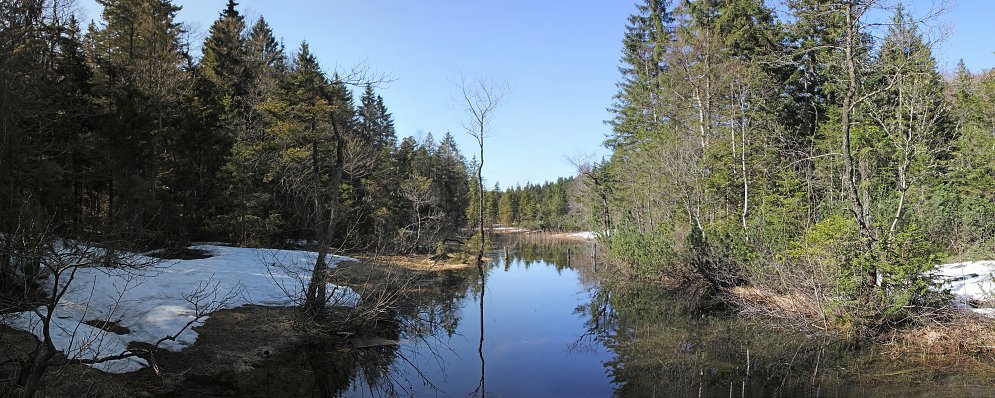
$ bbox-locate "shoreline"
[6,244,995,395]
[490,228,596,242]
[0,250,471,396]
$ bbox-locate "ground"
[0,251,468,397]
[490,228,596,242]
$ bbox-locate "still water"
[344,239,614,397]
[174,236,995,397]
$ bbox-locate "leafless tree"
[400,174,442,253]
[453,75,508,268]
[0,223,240,397]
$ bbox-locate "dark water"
[176,236,995,397]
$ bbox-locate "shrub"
[605,225,678,278]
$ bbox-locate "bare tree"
[400,174,441,253]
[453,75,508,268]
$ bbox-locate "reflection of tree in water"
[366,268,476,395]
[185,236,995,397]
[494,234,596,275]
[577,272,873,397]
[165,268,474,397]
[487,235,856,396]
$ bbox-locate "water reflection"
[165,235,995,397]
[583,276,844,397]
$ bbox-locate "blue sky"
[75,0,995,188]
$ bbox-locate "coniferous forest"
[0,1,504,393]
[6,0,995,396]
[0,0,482,258]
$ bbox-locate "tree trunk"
[740,106,750,241]
[840,1,876,291]
[304,117,345,317]
[476,134,485,268]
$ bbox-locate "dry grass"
[727,285,825,325]
[351,253,472,271]
[876,312,995,370]
[728,283,995,375]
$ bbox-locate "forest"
[477,178,582,231]
[592,0,995,335]
[0,0,539,393]
[0,0,490,257]
[5,0,995,395]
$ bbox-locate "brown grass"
[728,285,825,324]
[876,312,995,370]
[351,253,472,271]
[728,284,995,374]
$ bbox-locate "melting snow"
[5,244,357,373]
[567,231,595,240]
[935,260,995,316]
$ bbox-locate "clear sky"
[75,0,995,188]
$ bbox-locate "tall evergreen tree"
[201,0,250,109]
[606,0,671,150]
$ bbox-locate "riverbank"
[726,282,995,370]
[588,234,995,375]
[491,228,596,242]
[0,250,471,397]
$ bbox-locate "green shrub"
[870,224,951,323]
[606,225,678,277]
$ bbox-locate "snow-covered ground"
[935,260,995,316]
[566,231,595,240]
[492,226,529,233]
[5,244,357,373]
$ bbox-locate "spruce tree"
[606,0,671,150]
[201,0,250,109]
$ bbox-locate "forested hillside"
[593,0,995,332]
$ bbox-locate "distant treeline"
[475,177,583,231]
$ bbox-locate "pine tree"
[89,0,190,243]
[261,42,355,315]
[211,15,288,245]
[357,83,397,150]
[201,0,250,109]
[434,133,471,237]
[606,0,671,150]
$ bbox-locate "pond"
[168,235,995,397]
[339,237,616,397]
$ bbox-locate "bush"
[783,217,951,332]
[868,224,951,325]
[606,225,678,278]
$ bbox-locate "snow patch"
[935,260,995,316]
[567,231,595,240]
[6,245,357,374]
[492,226,529,233]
